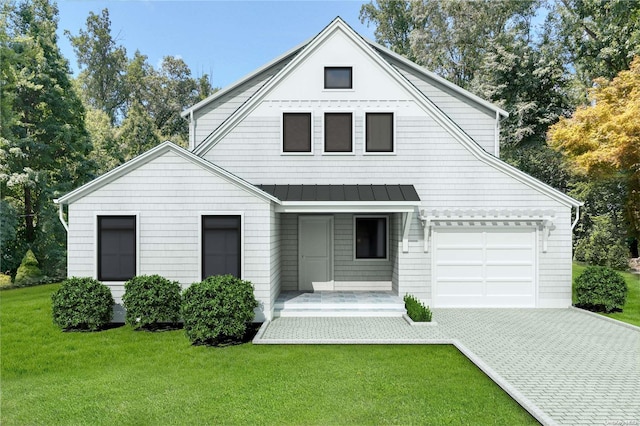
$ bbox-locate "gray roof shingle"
[256,184,420,202]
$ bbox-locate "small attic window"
[324,67,352,89]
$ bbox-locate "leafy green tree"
[1,0,94,276]
[66,8,128,124]
[553,0,640,83]
[116,100,161,160]
[360,0,418,60]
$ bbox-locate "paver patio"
[254,308,640,426]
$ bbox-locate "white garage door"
[433,228,536,308]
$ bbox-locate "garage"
[433,227,536,308]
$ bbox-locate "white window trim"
[198,211,245,280]
[363,111,397,155]
[94,212,140,283]
[281,111,314,156]
[323,65,355,92]
[353,215,390,262]
[322,111,356,155]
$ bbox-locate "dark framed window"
[324,67,352,89]
[202,215,241,279]
[324,113,353,153]
[366,113,394,152]
[283,113,312,153]
[98,216,136,281]
[355,217,387,260]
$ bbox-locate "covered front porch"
[258,184,422,319]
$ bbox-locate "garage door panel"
[437,248,483,262]
[486,281,533,296]
[486,248,532,262]
[486,263,533,278]
[436,281,483,296]
[434,228,536,308]
[436,264,484,278]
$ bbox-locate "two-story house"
[55,18,581,322]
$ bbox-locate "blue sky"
[56,1,375,88]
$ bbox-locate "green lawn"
[1,284,536,425]
[572,262,640,327]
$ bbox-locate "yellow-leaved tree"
[548,56,640,250]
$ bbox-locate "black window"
[355,217,387,259]
[283,113,312,153]
[98,216,136,281]
[366,113,394,152]
[324,113,352,153]
[202,215,241,279]
[324,67,352,89]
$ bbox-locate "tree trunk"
[24,186,34,243]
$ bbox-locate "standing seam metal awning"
[256,184,421,253]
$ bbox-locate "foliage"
[116,100,161,161]
[553,0,640,83]
[573,262,640,327]
[574,214,629,270]
[181,275,258,345]
[0,273,12,288]
[404,294,432,322]
[51,277,114,330]
[1,0,94,278]
[122,275,182,329]
[65,9,128,124]
[14,249,43,287]
[574,266,627,313]
[548,57,640,246]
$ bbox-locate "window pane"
[202,216,241,279]
[283,113,311,152]
[98,216,135,281]
[366,113,394,152]
[324,67,352,89]
[324,113,352,152]
[356,217,387,259]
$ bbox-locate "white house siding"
[66,150,274,322]
[269,207,281,318]
[201,111,573,307]
[192,59,293,147]
[387,58,499,156]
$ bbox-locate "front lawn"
[573,262,640,327]
[0,284,536,425]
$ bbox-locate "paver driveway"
[255,308,640,425]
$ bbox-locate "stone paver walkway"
[254,308,640,426]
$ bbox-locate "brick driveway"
[254,308,640,425]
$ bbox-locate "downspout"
[571,205,580,231]
[54,200,69,232]
[494,110,500,157]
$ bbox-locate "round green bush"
[122,275,182,329]
[51,277,114,331]
[14,249,43,287]
[575,266,627,313]
[181,275,258,345]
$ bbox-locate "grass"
[572,262,640,327]
[0,284,537,425]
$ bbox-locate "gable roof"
[189,17,580,209]
[54,141,280,205]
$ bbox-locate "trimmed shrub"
[181,275,258,345]
[14,249,43,287]
[404,294,432,322]
[0,273,12,288]
[123,275,181,329]
[51,277,114,331]
[575,266,627,313]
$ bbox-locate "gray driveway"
[254,308,640,425]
